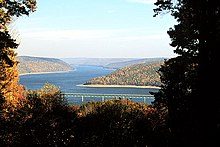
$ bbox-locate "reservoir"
[19,65,159,104]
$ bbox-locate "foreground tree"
[153,0,220,146]
[0,0,36,112]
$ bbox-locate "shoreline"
[19,70,74,76]
[77,84,161,89]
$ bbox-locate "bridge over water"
[62,93,155,105]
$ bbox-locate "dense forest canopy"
[153,0,220,146]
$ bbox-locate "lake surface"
[19,65,159,105]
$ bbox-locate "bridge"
[62,93,155,105]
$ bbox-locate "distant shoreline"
[77,84,161,89]
[19,70,73,76]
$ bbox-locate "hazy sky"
[15,0,177,58]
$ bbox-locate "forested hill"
[84,61,163,87]
[17,56,73,75]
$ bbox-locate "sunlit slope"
[84,61,164,87]
[17,56,73,75]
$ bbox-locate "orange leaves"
[1,84,27,119]
[0,48,27,119]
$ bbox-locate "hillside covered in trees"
[84,61,164,87]
[17,56,73,75]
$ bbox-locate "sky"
[15,0,177,58]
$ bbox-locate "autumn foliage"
[0,50,27,115]
[71,99,168,147]
[0,83,168,146]
[0,1,167,146]
[85,62,163,87]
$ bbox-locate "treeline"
[0,84,167,147]
[17,56,73,75]
[85,61,164,87]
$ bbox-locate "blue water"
[19,65,159,104]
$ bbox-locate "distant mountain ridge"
[61,57,167,69]
[105,57,166,69]
[60,57,138,66]
[17,56,73,75]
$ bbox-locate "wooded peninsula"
[84,61,163,87]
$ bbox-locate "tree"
[0,0,36,112]
[153,0,220,146]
